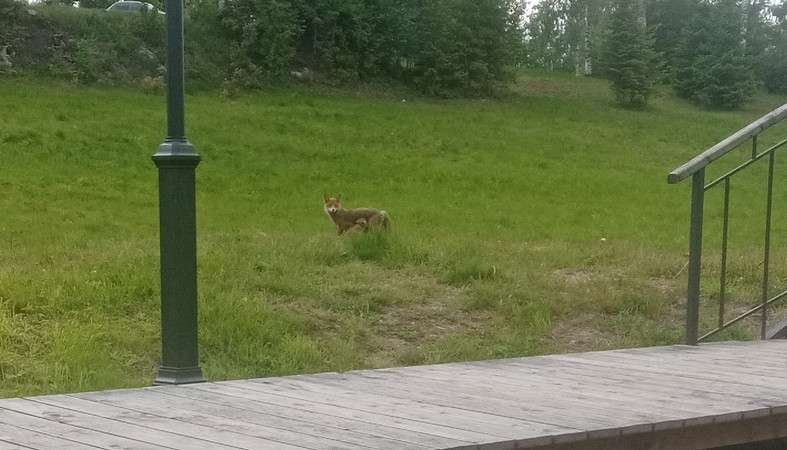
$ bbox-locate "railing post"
[719,178,730,329]
[760,151,775,339]
[686,169,705,345]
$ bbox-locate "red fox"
[323,195,390,235]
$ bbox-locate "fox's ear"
[323,194,329,201]
[337,195,341,201]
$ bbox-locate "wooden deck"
[3,340,787,450]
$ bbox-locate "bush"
[184,0,232,88]
[28,6,165,84]
[1,0,45,70]
[218,0,298,84]
[0,0,31,38]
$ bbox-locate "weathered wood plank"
[239,375,592,439]
[554,351,787,390]
[161,384,478,449]
[364,362,724,419]
[0,421,97,450]
[4,340,787,450]
[288,370,677,432]
[73,388,428,450]
[31,395,316,450]
[191,381,524,449]
[402,355,786,411]
[481,352,782,401]
[0,402,168,450]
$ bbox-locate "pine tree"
[602,0,659,109]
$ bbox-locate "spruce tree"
[762,2,787,94]
[673,0,756,110]
[646,0,696,82]
[602,0,659,109]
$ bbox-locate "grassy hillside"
[1,72,786,398]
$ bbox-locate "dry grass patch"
[553,268,597,285]
[365,283,492,368]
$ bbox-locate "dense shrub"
[3,0,524,96]
[0,4,166,83]
[1,0,30,41]
[41,6,165,84]
[1,0,42,70]
[217,0,298,85]
[213,0,523,94]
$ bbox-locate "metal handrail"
[669,103,787,345]
[669,103,787,184]
[699,289,787,342]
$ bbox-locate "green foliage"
[602,0,659,109]
[292,0,409,81]
[0,0,30,35]
[526,0,614,75]
[527,0,782,99]
[673,0,757,110]
[218,0,298,84]
[184,0,232,88]
[526,0,573,71]
[19,6,166,84]
[7,0,525,96]
[212,0,524,95]
[0,0,37,67]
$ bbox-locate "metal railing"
[669,103,787,345]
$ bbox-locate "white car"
[106,1,164,14]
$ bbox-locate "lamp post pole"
[153,0,204,385]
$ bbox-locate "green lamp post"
[153,0,205,385]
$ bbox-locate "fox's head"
[323,195,342,214]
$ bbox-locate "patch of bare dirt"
[542,313,617,354]
[377,299,488,342]
[514,78,563,97]
[364,287,492,367]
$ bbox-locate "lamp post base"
[154,366,205,385]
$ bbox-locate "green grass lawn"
[1,72,786,398]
